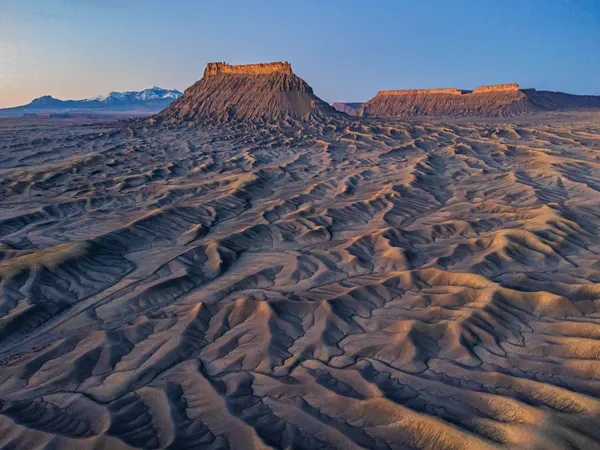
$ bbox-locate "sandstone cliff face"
[376,85,519,97]
[473,83,520,93]
[156,62,336,124]
[203,62,293,78]
[377,88,462,96]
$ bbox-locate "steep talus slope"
[1,115,600,448]
[155,62,337,124]
[356,83,600,118]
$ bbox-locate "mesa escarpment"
[356,82,600,117]
[377,88,463,96]
[203,61,293,77]
[356,84,527,117]
[376,84,520,97]
[155,61,336,124]
[473,82,520,93]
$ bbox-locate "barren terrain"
[1,113,600,449]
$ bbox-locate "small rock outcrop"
[155,61,336,124]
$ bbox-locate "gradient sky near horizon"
[0,0,598,108]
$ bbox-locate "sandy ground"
[1,114,600,449]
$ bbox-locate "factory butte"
[155,61,600,124]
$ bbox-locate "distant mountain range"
[0,87,182,117]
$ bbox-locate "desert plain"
[1,67,600,449]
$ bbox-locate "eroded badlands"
[1,114,600,449]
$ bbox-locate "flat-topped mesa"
[354,82,600,118]
[203,61,293,78]
[473,83,520,93]
[155,60,336,124]
[377,88,462,96]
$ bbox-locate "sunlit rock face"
[377,88,463,96]
[203,61,293,77]
[473,83,520,93]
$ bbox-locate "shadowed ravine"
[1,114,600,449]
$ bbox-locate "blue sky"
[0,0,598,107]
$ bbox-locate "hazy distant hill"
[0,87,182,118]
[332,102,363,114]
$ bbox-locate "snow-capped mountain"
[0,87,183,117]
[88,87,182,104]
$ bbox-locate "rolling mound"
[355,83,600,117]
[155,61,337,124]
